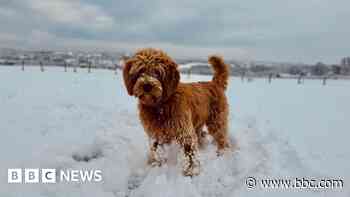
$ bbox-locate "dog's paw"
[216,141,238,156]
[149,160,167,167]
[216,148,228,157]
[183,160,200,177]
[147,156,167,167]
[182,154,200,177]
[149,160,162,167]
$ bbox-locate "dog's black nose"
[143,84,153,92]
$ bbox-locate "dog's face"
[123,48,180,106]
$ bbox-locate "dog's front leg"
[147,139,166,167]
[176,125,201,177]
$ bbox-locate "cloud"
[26,0,115,31]
[0,0,349,63]
[0,7,16,18]
[25,30,58,49]
[11,30,251,61]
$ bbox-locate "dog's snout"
[143,84,153,92]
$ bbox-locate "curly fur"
[123,48,231,176]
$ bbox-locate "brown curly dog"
[122,48,231,176]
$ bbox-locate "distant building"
[340,57,350,74]
[341,57,350,66]
[332,65,342,75]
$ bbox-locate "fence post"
[64,62,67,72]
[187,68,191,79]
[88,61,92,73]
[241,71,245,82]
[268,73,273,84]
[22,60,24,71]
[40,61,44,72]
[73,64,77,73]
[297,75,302,84]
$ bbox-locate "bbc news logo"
[8,168,102,184]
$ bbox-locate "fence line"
[1,64,349,86]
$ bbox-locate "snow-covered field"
[0,66,349,197]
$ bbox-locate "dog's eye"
[133,67,145,78]
[138,67,146,74]
[154,70,161,78]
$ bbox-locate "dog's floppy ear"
[162,63,180,100]
[122,58,135,95]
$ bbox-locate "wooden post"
[64,62,67,72]
[297,74,302,84]
[322,76,327,86]
[22,60,24,71]
[187,68,191,79]
[268,73,273,84]
[73,64,77,73]
[247,77,253,82]
[241,71,245,82]
[40,61,44,72]
[88,61,92,73]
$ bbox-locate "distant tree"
[331,65,341,75]
[250,65,272,73]
[288,66,303,75]
[311,62,329,76]
[341,66,350,75]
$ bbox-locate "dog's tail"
[208,55,230,90]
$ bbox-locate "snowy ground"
[0,66,349,197]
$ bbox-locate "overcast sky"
[0,0,349,63]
